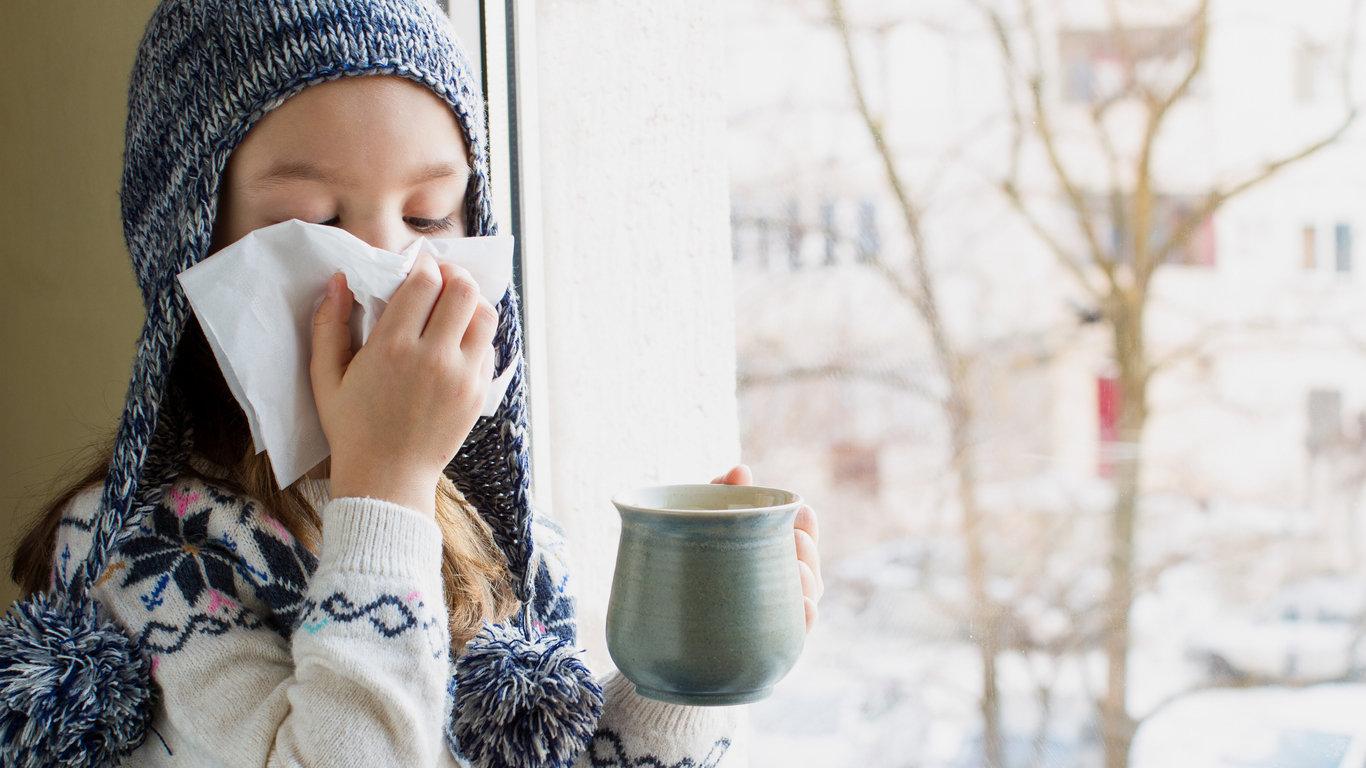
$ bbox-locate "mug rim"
[611,483,802,516]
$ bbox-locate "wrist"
[329,467,437,517]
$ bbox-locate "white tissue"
[175,218,517,490]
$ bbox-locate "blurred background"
[0,3,157,601]
[732,0,1366,765]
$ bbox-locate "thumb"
[310,272,354,401]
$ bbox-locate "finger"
[797,559,820,604]
[460,294,499,357]
[309,271,354,400]
[803,596,818,633]
[794,528,823,596]
[711,464,752,485]
[373,250,444,344]
[423,261,480,345]
[794,504,819,546]
[480,344,496,379]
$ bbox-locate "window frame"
[447,0,554,503]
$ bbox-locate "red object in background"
[1193,215,1217,267]
[1097,375,1121,478]
[830,439,880,495]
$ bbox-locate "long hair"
[10,309,522,652]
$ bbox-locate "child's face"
[211,74,473,254]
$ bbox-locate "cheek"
[209,197,240,254]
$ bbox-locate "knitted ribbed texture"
[316,497,445,579]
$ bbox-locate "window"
[730,196,881,271]
[448,0,555,504]
[1185,212,1218,267]
[856,198,879,264]
[1086,192,1217,267]
[829,439,881,495]
[1059,26,1199,105]
[1299,222,1352,275]
[821,198,838,266]
[1306,388,1343,453]
[1335,222,1353,273]
[1097,375,1121,478]
[1294,39,1327,103]
[725,3,1366,764]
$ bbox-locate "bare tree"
[732,0,1362,763]
[821,0,1015,762]
[972,0,1363,765]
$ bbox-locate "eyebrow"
[248,160,469,188]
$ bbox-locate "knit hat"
[0,2,602,767]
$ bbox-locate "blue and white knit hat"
[0,2,602,767]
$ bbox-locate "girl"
[3,1,825,767]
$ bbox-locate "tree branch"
[1134,0,1210,289]
[1152,0,1363,266]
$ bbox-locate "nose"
[342,213,418,255]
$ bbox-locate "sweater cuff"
[317,496,444,579]
[599,667,747,736]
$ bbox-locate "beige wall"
[0,1,158,607]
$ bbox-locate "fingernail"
[327,272,340,297]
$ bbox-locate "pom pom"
[450,620,604,768]
[0,589,153,768]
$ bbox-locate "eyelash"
[316,215,458,233]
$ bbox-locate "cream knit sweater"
[50,456,749,767]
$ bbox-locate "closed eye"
[312,215,458,234]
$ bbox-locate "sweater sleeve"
[54,475,452,768]
[523,508,752,767]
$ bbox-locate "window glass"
[727,2,1366,765]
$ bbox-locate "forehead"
[227,74,472,185]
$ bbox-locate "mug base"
[631,683,772,706]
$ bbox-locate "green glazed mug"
[606,483,806,706]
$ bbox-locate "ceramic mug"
[606,483,806,706]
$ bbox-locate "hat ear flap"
[80,296,195,589]
[446,284,537,597]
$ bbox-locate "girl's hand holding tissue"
[309,249,497,518]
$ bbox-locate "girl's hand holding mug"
[711,464,824,633]
[309,249,498,518]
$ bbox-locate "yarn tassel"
[448,618,604,768]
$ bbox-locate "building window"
[830,439,881,494]
[856,199,879,264]
[1302,224,1318,269]
[1059,27,1198,105]
[821,198,838,266]
[1097,375,1121,478]
[1335,223,1352,273]
[786,197,803,272]
[731,197,881,271]
[1294,39,1327,104]
[1085,192,1216,267]
[1307,388,1344,454]
[1183,213,1218,267]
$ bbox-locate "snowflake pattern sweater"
[51,455,749,767]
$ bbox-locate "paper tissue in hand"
[175,218,516,489]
